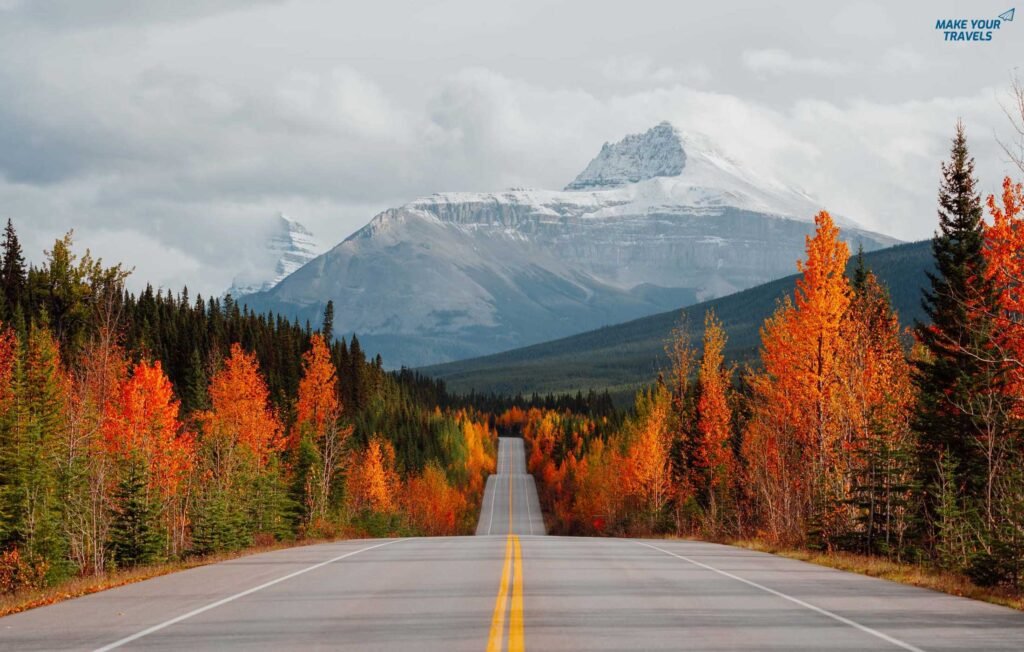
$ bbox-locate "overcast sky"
[1,0,1022,295]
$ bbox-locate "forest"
[0,225,496,593]
[514,125,1024,591]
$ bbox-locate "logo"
[936,8,1014,41]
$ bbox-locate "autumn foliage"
[522,210,920,557]
[201,343,285,469]
[103,360,194,499]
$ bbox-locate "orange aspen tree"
[102,360,195,554]
[201,343,284,480]
[0,326,15,408]
[293,334,351,523]
[460,417,495,499]
[742,300,805,542]
[404,462,468,535]
[623,384,672,534]
[984,177,1024,400]
[743,211,851,545]
[695,310,735,534]
[103,361,194,497]
[346,436,399,514]
[979,177,1024,536]
[65,331,127,574]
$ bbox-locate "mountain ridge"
[238,122,899,368]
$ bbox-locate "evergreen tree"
[182,348,209,414]
[321,300,334,344]
[0,325,71,582]
[0,219,26,319]
[108,460,164,567]
[913,122,1003,547]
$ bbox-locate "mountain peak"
[227,213,319,296]
[565,121,686,190]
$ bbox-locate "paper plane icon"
[999,8,1015,21]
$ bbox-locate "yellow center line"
[486,535,513,652]
[509,535,524,652]
[486,441,527,651]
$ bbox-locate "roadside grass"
[729,538,1024,612]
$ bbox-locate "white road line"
[633,541,926,652]
[486,475,499,535]
[487,439,508,535]
[93,538,407,652]
[522,469,533,535]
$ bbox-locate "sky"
[1,0,1022,295]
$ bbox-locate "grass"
[0,539,330,618]
[729,538,1024,612]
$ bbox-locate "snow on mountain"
[566,121,686,189]
[239,123,900,368]
[227,214,319,296]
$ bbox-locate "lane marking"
[487,439,529,650]
[92,538,407,652]
[633,541,925,652]
[508,446,514,533]
[486,535,514,652]
[522,472,533,535]
[486,475,498,535]
[509,536,524,652]
[486,439,510,535]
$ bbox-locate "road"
[474,436,545,537]
[1,437,1023,650]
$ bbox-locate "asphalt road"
[474,436,545,537]
[2,437,1023,651]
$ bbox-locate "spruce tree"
[913,122,1002,546]
[321,300,334,344]
[108,461,164,567]
[182,348,209,414]
[0,219,26,319]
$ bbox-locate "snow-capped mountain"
[239,123,899,368]
[227,214,319,296]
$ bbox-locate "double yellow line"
[486,533,523,651]
[486,451,525,651]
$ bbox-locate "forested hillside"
[422,239,933,401]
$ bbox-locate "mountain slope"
[240,123,899,368]
[420,240,933,400]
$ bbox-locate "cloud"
[742,49,856,76]
[601,55,711,85]
[1,0,284,28]
[879,47,929,74]
[0,0,1018,297]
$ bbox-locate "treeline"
[0,226,495,593]
[519,124,1024,590]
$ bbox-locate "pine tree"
[108,460,164,567]
[0,325,71,582]
[183,348,209,414]
[321,300,334,344]
[0,220,26,319]
[914,122,1003,548]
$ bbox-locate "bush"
[0,548,48,595]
